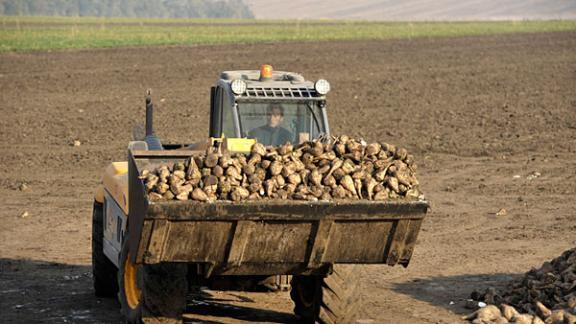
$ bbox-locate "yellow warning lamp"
[260,64,273,81]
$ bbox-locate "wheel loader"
[92,65,429,323]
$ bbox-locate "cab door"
[209,86,222,138]
[209,85,239,139]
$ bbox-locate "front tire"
[141,262,188,323]
[290,265,360,324]
[118,236,188,323]
[118,238,143,323]
[92,201,119,298]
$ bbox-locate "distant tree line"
[0,0,254,18]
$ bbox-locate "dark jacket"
[248,125,293,146]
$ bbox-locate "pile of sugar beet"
[466,247,576,324]
[141,135,422,202]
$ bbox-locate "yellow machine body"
[94,137,256,214]
[96,162,129,214]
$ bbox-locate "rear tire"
[92,201,119,298]
[290,265,360,324]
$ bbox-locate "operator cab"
[209,65,331,147]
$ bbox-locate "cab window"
[237,101,324,146]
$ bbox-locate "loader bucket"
[128,150,429,276]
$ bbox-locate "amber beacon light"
[260,64,273,80]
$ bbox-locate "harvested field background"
[1,16,576,52]
[0,31,575,323]
[245,0,576,20]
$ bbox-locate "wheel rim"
[123,252,141,309]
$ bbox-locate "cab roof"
[220,70,306,83]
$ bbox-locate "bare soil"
[0,32,575,323]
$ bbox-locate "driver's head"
[266,103,284,128]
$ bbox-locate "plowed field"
[0,31,575,323]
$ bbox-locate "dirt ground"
[0,32,575,323]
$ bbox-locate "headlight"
[231,79,247,95]
[314,79,330,95]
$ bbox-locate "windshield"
[237,101,324,146]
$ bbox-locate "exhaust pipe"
[146,89,154,136]
[144,89,162,150]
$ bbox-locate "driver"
[248,103,293,146]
